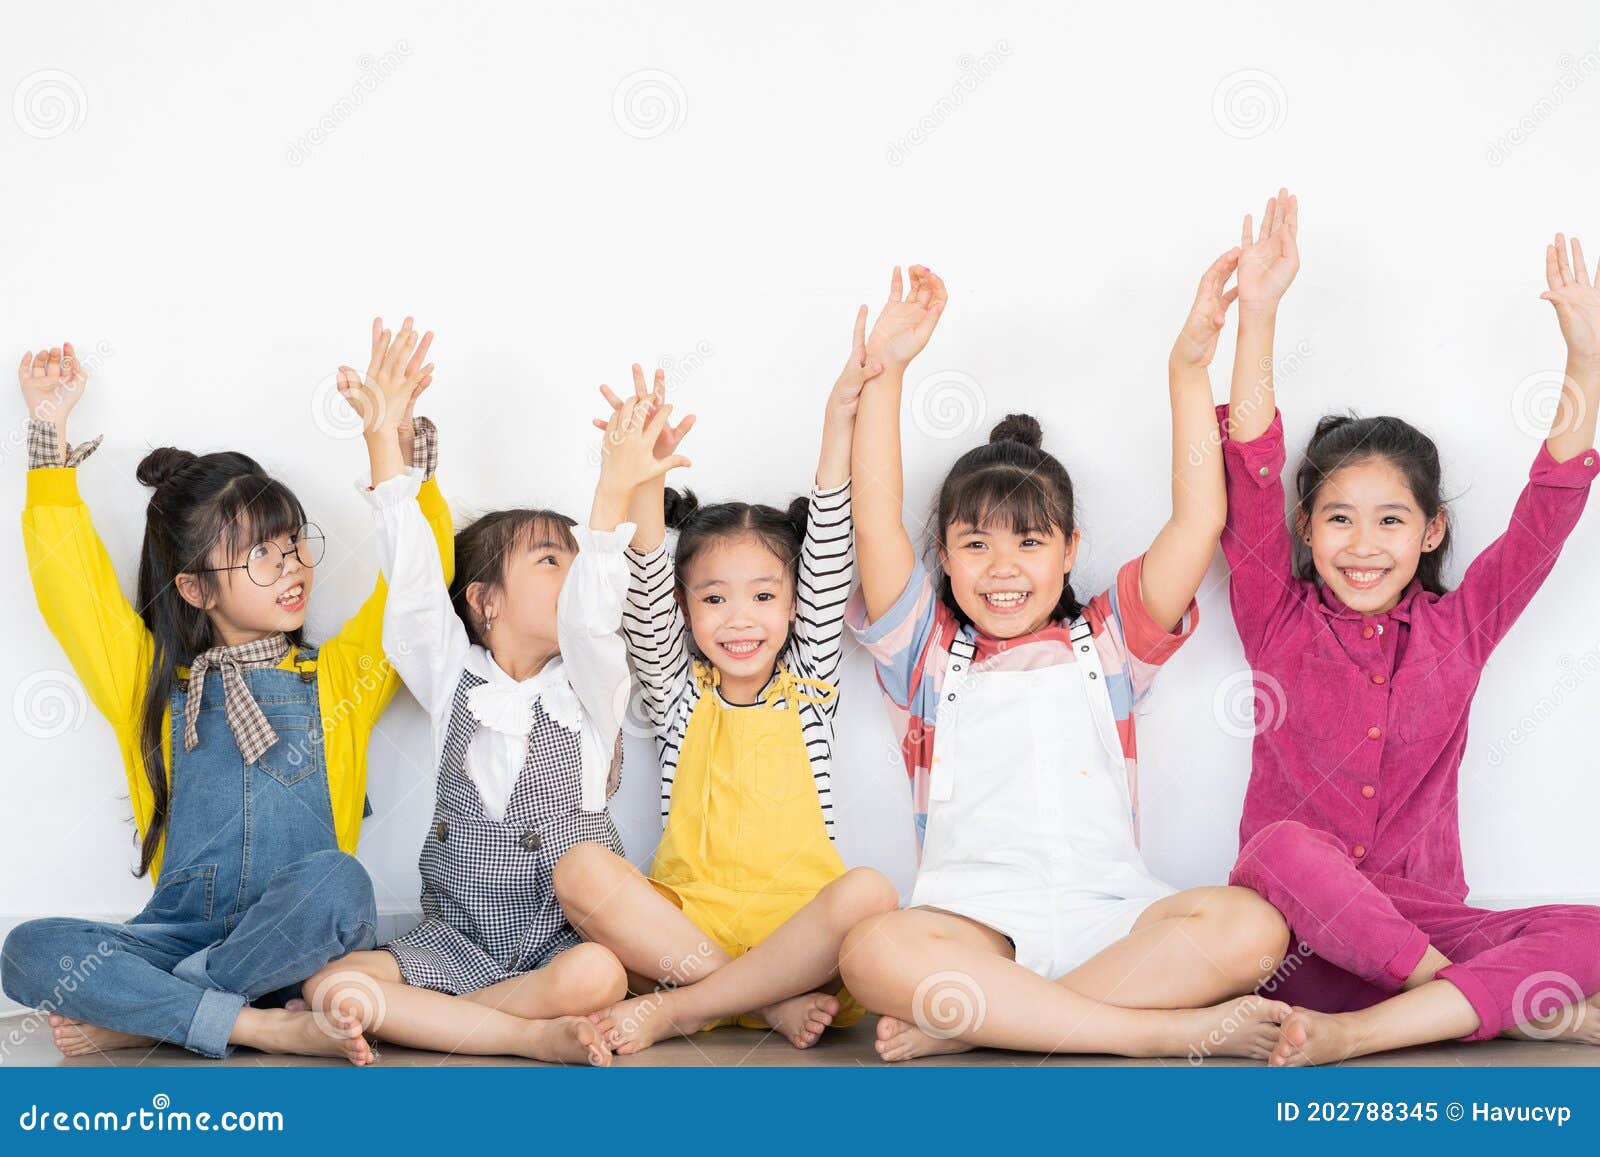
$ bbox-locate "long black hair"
[1292,413,1452,596]
[133,447,309,877]
[929,413,1083,626]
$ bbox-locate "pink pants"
[1230,819,1600,1040]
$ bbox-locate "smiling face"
[1299,456,1448,615]
[939,516,1080,639]
[679,533,796,691]
[177,526,317,647]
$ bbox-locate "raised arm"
[1226,190,1299,443]
[1438,232,1600,660]
[1541,232,1600,463]
[592,364,696,555]
[1140,245,1241,632]
[854,265,946,623]
[321,317,451,720]
[1217,191,1304,658]
[18,343,152,728]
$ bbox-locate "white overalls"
[911,618,1177,979]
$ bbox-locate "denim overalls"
[2,652,377,1057]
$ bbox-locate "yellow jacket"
[21,466,455,881]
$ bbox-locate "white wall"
[5,2,1600,967]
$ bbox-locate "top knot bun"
[136,447,199,488]
[988,413,1042,449]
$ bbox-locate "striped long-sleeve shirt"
[621,480,854,841]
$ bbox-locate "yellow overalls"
[648,661,864,1029]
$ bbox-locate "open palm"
[1543,233,1600,362]
[1237,188,1300,312]
[865,265,947,368]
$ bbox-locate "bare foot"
[525,1016,611,1066]
[593,991,706,1055]
[1268,1007,1361,1066]
[1180,994,1293,1062]
[1502,993,1600,1045]
[48,1014,155,1056]
[874,1014,975,1062]
[758,992,839,1049]
[236,1007,375,1066]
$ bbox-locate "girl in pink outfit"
[1222,201,1600,1064]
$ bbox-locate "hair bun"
[662,487,701,530]
[989,413,1042,449]
[136,447,199,488]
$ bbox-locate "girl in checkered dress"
[300,379,675,1066]
[553,342,900,1057]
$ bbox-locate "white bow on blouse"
[465,659,605,810]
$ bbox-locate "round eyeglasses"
[196,523,326,587]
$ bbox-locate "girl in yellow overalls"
[553,332,899,1056]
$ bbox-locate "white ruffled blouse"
[360,469,632,821]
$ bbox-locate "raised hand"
[338,316,434,437]
[1173,248,1241,367]
[1236,188,1300,314]
[591,364,696,461]
[18,343,87,424]
[829,305,884,424]
[597,393,692,500]
[865,264,947,370]
[1542,233,1600,363]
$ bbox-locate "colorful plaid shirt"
[845,553,1197,849]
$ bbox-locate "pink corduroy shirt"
[1219,404,1598,899]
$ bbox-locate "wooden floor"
[5,1017,1599,1068]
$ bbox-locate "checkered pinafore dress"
[384,667,625,995]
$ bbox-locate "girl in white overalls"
[839,259,1297,1061]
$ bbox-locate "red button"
[1353,844,1367,859]
[1361,626,1375,639]
[1371,673,1386,685]
[1367,726,1382,739]
[1361,785,1376,798]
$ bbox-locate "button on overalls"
[912,620,1176,979]
[1,650,379,1057]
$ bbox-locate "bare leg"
[592,868,898,1054]
[842,907,1291,1061]
[554,843,731,986]
[873,887,1291,1062]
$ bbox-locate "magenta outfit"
[1219,404,1600,1039]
